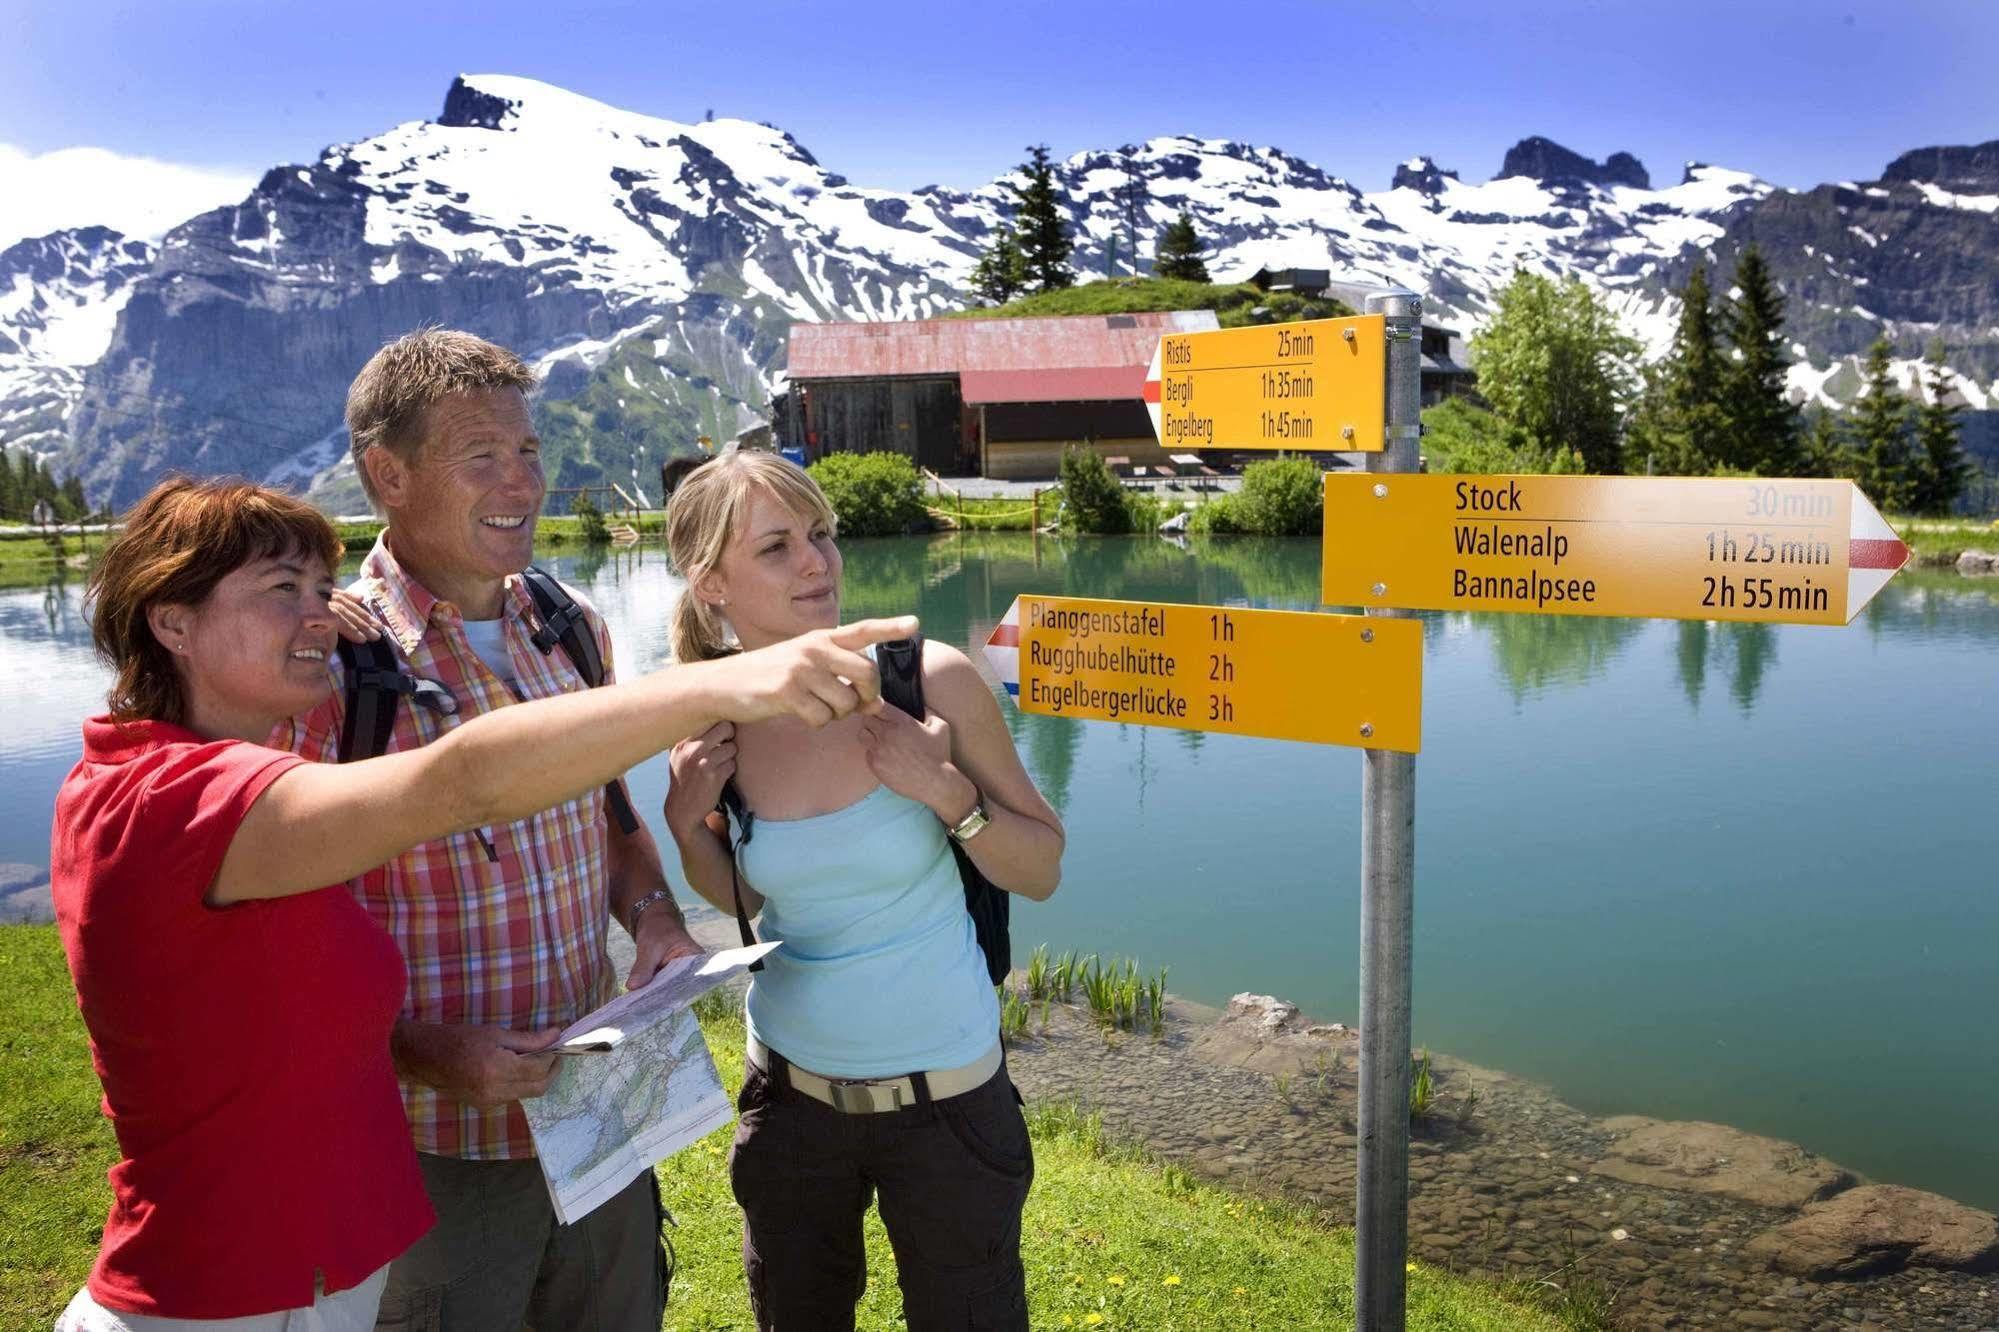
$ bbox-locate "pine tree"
[1624,264,1728,474]
[969,223,1027,305]
[1800,408,1852,479]
[1909,340,1973,515]
[1848,338,1918,513]
[0,450,17,521]
[1719,246,1803,475]
[1153,211,1209,282]
[1009,145,1073,294]
[58,474,89,522]
[1116,146,1148,278]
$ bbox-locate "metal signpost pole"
[1355,288,1422,1330]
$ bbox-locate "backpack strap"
[518,565,640,836]
[875,634,926,719]
[335,637,460,763]
[716,778,764,973]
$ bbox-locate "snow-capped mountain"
[0,227,154,461]
[7,74,1994,508]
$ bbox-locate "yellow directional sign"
[1144,315,1386,452]
[984,594,1421,753]
[1321,474,1912,626]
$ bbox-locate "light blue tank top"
[740,782,999,1077]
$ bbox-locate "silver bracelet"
[626,888,680,936]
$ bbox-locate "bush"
[1057,447,1135,534]
[807,452,927,538]
[570,492,609,544]
[1422,398,1588,475]
[1191,456,1321,536]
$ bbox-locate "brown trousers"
[728,1060,1033,1332]
[372,1152,669,1332]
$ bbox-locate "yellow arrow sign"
[985,594,1421,752]
[1321,474,1912,626]
[1144,315,1387,452]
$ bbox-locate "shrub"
[1191,456,1321,536]
[570,492,609,544]
[807,451,927,538]
[1057,446,1135,534]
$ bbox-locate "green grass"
[4,924,1560,1330]
[1898,516,1999,565]
[943,276,1355,328]
[0,925,121,1327]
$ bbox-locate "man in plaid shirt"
[279,329,699,1330]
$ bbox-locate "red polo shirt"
[52,718,433,1317]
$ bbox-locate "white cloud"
[0,144,256,251]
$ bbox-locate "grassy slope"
[945,276,1355,328]
[2,925,1555,1331]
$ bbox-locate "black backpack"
[718,633,1012,984]
[334,565,639,837]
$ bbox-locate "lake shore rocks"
[1955,548,1998,575]
[1744,1185,1999,1279]
[1592,1115,1856,1210]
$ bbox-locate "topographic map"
[523,942,779,1223]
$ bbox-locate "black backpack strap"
[518,565,640,836]
[336,637,460,763]
[872,634,1012,986]
[875,634,925,718]
[717,779,763,972]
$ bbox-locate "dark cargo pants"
[372,1151,670,1331]
[728,1060,1033,1331]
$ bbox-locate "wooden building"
[775,311,1220,479]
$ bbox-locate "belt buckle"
[827,1077,901,1114]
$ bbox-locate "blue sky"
[3,0,1994,245]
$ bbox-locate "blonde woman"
[662,452,1064,1331]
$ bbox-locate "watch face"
[952,802,990,841]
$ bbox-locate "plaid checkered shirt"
[275,534,619,1160]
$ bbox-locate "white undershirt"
[460,616,518,686]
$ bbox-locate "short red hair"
[89,477,344,724]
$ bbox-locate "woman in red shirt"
[52,477,916,1329]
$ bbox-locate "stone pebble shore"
[648,914,1997,1329]
[1006,990,1998,1331]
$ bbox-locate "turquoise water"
[4,535,1995,1210]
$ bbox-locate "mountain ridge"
[1,74,1991,507]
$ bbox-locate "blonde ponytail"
[663,450,839,663]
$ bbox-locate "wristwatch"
[946,797,992,844]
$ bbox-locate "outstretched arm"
[211,617,917,906]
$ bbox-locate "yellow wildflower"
[1233,1286,1247,1296]
[1406,1261,1419,1274]
[1105,1273,1126,1286]
[1085,1314,1105,1326]
[1162,1274,1182,1287]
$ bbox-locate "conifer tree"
[969,223,1028,305]
[1800,407,1851,479]
[58,474,89,522]
[1009,145,1073,294]
[1848,338,1917,513]
[1910,340,1973,515]
[0,450,17,520]
[1153,210,1210,282]
[1624,263,1728,474]
[1719,246,1802,475]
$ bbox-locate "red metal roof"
[959,365,1148,404]
[785,310,1220,383]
